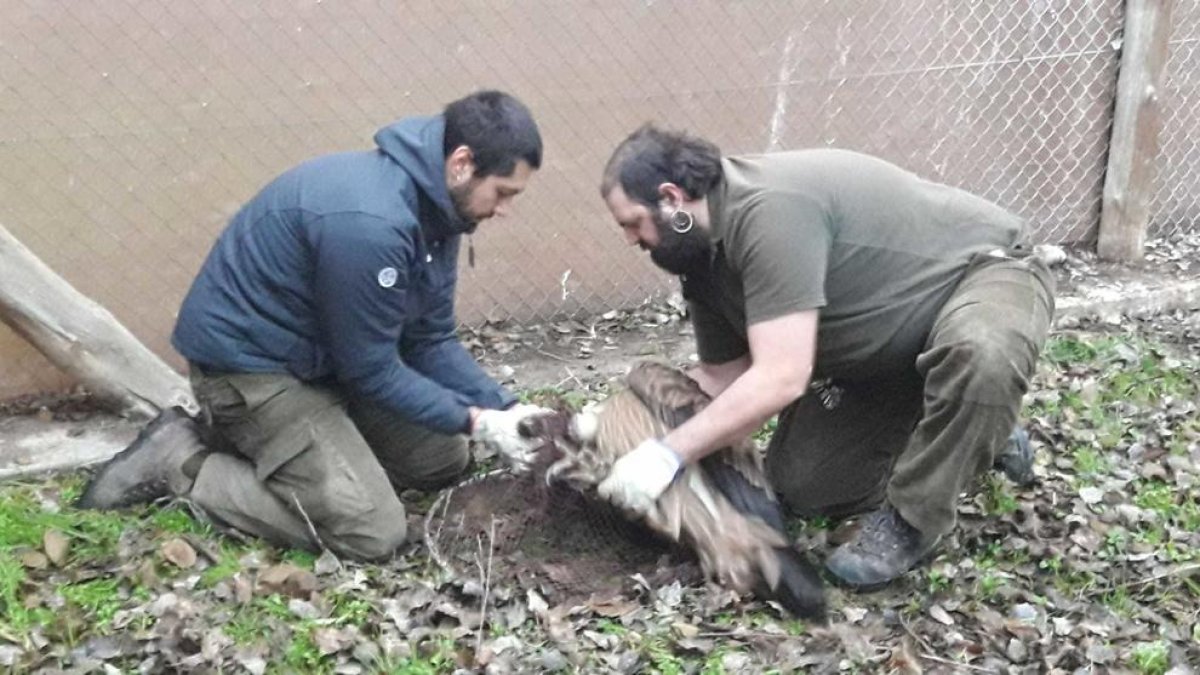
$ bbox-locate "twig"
[290,491,328,553]
[181,533,222,565]
[1124,562,1200,589]
[919,653,999,673]
[897,611,934,654]
[534,347,573,363]
[554,366,586,391]
[475,518,497,657]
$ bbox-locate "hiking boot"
[994,426,1036,486]
[825,503,940,589]
[76,406,208,510]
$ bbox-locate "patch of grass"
[926,568,952,595]
[0,481,127,561]
[1071,445,1109,477]
[1101,586,1136,618]
[280,549,317,569]
[59,577,123,630]
[521,386,591,411]
[1129,640,1170,675]
[328,589,374,628]
[0,551,53,636]
[982,475,1019,516]
[375,638,461,674]
[198,543,250,588]
[149,504,212,536]
[282,627,330,674]
[642,635,684,675]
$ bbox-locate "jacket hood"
[374,115,470,237]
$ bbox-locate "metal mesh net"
[1149,2,1200,240]
[2,1,1197,398]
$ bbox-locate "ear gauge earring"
[670,208,694,234]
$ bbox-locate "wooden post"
[0,223,198,420]
[1098,0,1174,261]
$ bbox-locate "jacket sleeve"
[310,212,473,434]
[401,248,517,411]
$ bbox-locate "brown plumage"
[521,361,826,620]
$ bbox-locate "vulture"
[520,361,826,620]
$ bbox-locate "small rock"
[288,598,321,620]
[1010,603,1038,623]
[842,606,868,624]
[0,645,24,667]
[1086,642,1116,664]
[539,649,569,672]
[1006,638,1028,663]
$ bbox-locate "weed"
[1129,640,1169,675]
[60,577,123,630]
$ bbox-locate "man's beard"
[448,181,480,234]
[648,209,713,276]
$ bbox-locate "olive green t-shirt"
[683,149,1025,380]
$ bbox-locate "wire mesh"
[0,0,1191,399]
[1149,2,1200,240]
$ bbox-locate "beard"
[448,181,480,234]
[648,209,713,276]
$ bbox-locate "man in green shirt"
[596,124,1054,588]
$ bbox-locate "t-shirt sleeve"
[725,193,831,325]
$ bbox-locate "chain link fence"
[0,0,1193,399]
[1150,1,1200,239]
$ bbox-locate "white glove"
[471,404,550,473]
[597,438,683,516]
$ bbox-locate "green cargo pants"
[766,252,1055,537]
[185,369,468,560]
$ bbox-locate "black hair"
[443,90,542,178]
[600,123,723,207]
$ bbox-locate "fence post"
[1098,0,1173,261]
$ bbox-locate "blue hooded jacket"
[172,115,516,434]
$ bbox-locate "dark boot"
[76,406,209,510]
[824,503,939,589]
[993,426,1035,486]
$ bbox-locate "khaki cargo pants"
[185,370,468,560]
[766,253,1055,537]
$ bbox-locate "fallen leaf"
[42,530,69,566]
[161,538,197,569]
[585,595,639,618]
[19,550,48,569]
[671,622,699,639]
[312,627,350,655]
[929,604,955,626]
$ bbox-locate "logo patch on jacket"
[377,267,398,288]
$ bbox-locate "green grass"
[1129,640,1169,675]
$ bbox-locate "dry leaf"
[161,538,198,569]
[929,604,955,626]
[42,530,69,566]
[19,550,48,569]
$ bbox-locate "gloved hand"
[471,404,551,473]
[597,438,683,516]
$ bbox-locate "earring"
[670,208,694,234]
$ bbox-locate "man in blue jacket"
[78,91,547,560]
